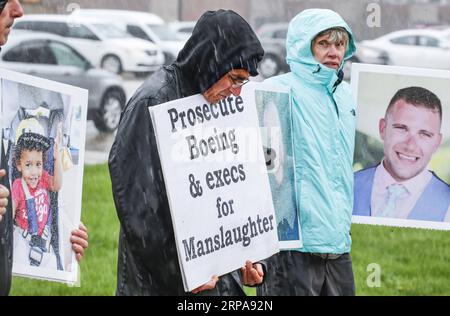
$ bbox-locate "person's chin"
[392,162,423,181]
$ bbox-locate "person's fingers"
[0,214,3,222]
[72,242,84,254]
[0,197,8,207]
[0,169,6,178]
[254,263,264,277]
[78,222,87,233]
[72,228,88,243]
[249,266,263,285]
[0,185,10,198]
[72,242,85,263]
[70,234,88,249]
[191,275,219,294]
[242,261,264,286]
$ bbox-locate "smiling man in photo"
[353,86,450,221]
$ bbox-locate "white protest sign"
[149,83,279,291]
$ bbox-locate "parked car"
[256,23,289,78]
[168,21,197,41]
[71,9,186,65]
[1,30,127,132]
[13,14,165,75]
[356,28,450,69]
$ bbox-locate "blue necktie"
[378,184,408,218]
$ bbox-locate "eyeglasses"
[0,1,7,13]
[228,74,249,89]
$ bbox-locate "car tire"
[101,55,123,74]
[94,89,126,133]
[259,53,282,78]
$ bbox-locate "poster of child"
[0,69,88,284]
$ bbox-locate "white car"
[13,14,165,74]
[1,30,127,132]
[356,28,450,69]
[168,21,197,41]
[71,9,186,65]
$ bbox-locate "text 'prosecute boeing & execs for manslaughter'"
[165,95,276,262]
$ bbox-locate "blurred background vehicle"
[256,23,289,79]
[71,9,186,65]
[356,28,450,69]
[1,30,127,132]
[168,20,197,41]
[13,14,165,75]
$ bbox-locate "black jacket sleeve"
[0,144,12,296]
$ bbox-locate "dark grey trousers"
[257,251,355,296]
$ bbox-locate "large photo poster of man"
[0,69,88,284]
[351,64,450,230]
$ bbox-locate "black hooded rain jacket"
[108,9,264,296]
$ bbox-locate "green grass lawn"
[10,164,450,296]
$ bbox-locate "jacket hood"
[174,9,264,94]
[286,9,356,82]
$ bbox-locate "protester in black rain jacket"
[109,9,266,296]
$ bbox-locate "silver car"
[0,30,126,132]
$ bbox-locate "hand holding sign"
[241,261,264,286]
[0,169,9,222]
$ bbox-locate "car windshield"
[91,23,131,39]
[147,24,181,41]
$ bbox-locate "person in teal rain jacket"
[257,9,357,296]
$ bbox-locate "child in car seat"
[12,119,63,270]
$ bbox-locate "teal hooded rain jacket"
[265,9,357,254]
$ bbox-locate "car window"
[3,40,56,64]
[67,24,99,40]
[48,41,88,69]
[14,21,68,37]
[91,23,129,39]
[390,36,417,45]
[273,29,287,39]
[418,36,439,47]
[127,24,152,41]
[147,25,180,41]
[178,26,194,33]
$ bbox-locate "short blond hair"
[313,27,349,46]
